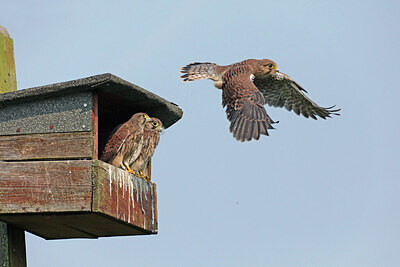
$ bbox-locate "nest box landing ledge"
[0,74,183,240]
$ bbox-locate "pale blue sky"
[2,0,400,266]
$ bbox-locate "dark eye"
[152,122,158,126]
[268,64,274,68]
[142,114,146,118]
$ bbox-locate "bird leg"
[122,163,151,183]
[138,171,149,180]
[120,163,127,170]
[122,163,136,174]
[126,166,136,174]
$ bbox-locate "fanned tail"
[180,62,217,82]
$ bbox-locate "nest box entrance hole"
[95,90,161,178]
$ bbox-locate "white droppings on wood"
[133,178,140,203]
[130,177,135,209]
[150,187,155,225]
[106,165,155,225]
[108,168,113,196]
[115,170,119,216]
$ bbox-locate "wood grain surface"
[0,160,93,213]
[0,132,94,161]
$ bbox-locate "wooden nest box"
[0,73,183,239]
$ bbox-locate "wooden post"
[0,25,27,267]
[0,26,17,94]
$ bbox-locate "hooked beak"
[269,68,279,75]
[157,126,164,133]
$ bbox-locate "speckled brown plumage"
[130,118,163,179]
[180,59,340,142]
[100,112,151,173]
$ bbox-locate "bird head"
[147,118,164,133]
[130,112,151,125]
[258,59,279,76]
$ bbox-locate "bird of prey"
[130,117,163,181]
[180,59,340,142]
[100,112,151,175]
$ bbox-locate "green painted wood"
[0,26,17,94]
[0,25,26,267]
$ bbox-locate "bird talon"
[125,165,136,174]
[134,171,153,183]
[142,175,153,184]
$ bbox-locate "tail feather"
[180,62,217,82]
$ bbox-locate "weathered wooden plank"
[0,132,94,161]
[0,214,96,240]
[0,213,151,240]
[0,161,93,213]
[92,160,157,233]
[0,160,157,239]
[92,92,99,159]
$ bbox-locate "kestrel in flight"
[180,59,340,142]
[130,117,163,181]
[100,112,151,175]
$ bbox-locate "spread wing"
[100,123,130,162]
[222,65,276,142]
[253,72,340,119]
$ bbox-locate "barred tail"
[180,62,217,82]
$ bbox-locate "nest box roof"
[0,73,183,129]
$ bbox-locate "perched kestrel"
[180,59,340,142]
[130,118,163,181]
[100,112,151,175]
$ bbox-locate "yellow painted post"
[0,25,26,267]
[0,25,17,94]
